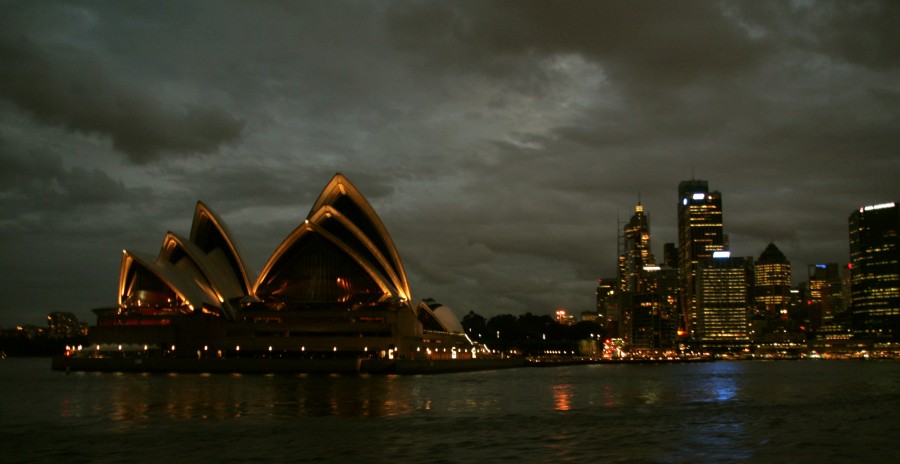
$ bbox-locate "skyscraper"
[753,243,792,320]
[677,180,725,337]
[848,202,900,340]
[695,254,753,351]
[621,202,656,293]
[807,263,844,331]
[617,202,676,351]
[596,277,619,336]
[629,265,679,351]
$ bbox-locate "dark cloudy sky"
[1,1,898,327]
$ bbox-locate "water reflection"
[602,383,620,407]
[708,375,738,402]
[639,387,660,405]
[86,362,746,422]
[695,362,742,403]
[60,372,428,423]
[551,384,572,411]
[5,359,899,464]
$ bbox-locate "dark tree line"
[0,330,88,357]
[461,311,605,356]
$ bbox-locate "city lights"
[45,172,900,374]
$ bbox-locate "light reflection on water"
[552,383,573,411]
[2,359,900,463]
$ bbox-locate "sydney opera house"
[56,174,511,374]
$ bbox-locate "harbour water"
[2,358,898,463]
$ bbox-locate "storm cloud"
[0,14,245,163]
[1,1,898,326]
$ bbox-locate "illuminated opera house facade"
[68,174,489,372]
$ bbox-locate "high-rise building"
[595,278,619,335]
[616,203,679,352]
[621,203,656,293]
[807,263,844,331]
[695,253,753,351]
[629,265,680,351]
[753,243,792,320]
[848,202,900,340]
[677,180,725,337]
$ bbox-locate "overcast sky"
[1,1,898,327]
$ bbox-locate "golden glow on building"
[754,243,792,319]
[90,173,473,361]
[696,256,752,348]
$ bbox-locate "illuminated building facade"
[616,202,677,351]
[620,203,656,293]
[87,174,473,361]
[629,266,679,351]
[753,243,792,320]
[849,202,900,340]
[695,254,752,351]
[677,180,725,337]
[807,263,844,331]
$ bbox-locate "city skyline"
[2,1,899,326]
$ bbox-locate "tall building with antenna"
[677,179,725,338]
[621,201,655,293]
[618,201,678,351]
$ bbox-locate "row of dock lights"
[229,345,375,354]
[77,343,473,360]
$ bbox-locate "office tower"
[619,203,651,349]
[754,243,792,320]
[621,203,656,293]
[630,265,680,351]
[677,180,725,337]
[695,253,753,351]
[807,263,843,331]
[848,202,900,339]
[596,278,619,335]
[617,203,679,352]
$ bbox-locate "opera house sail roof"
[117,200,255,321]
[92,173,474,368]
[305,174,411,299]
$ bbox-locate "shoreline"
[47,352,897,376]
[50,355,527,375]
